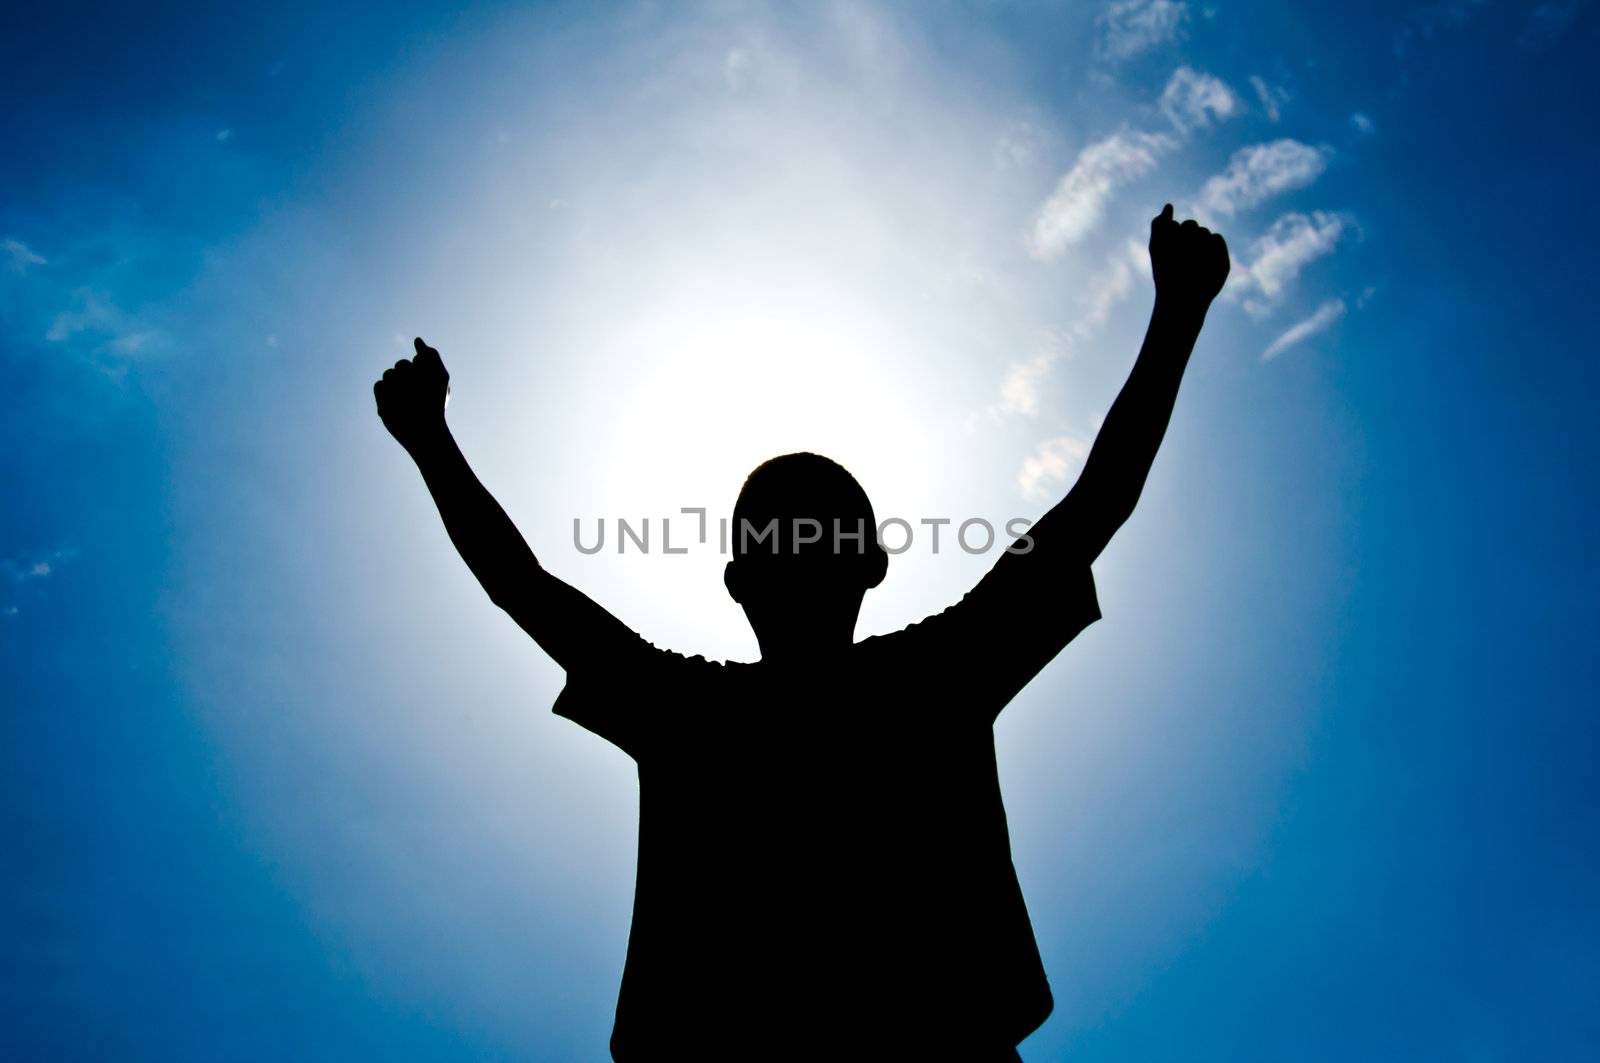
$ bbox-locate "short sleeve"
[552,633,719,761]
[884,546,1101,722]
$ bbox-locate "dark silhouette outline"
[374,204,1229,1061]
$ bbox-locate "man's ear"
[863,545,888,590]
[723,559,743,604]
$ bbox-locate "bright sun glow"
[546,268,959,658]
[594,273,944,527]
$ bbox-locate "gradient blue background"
[3,2,1596,1059]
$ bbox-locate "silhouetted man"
[374,205,1230,1060]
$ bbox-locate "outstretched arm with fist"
[1024,204,1230,565]
[375,338,638,672]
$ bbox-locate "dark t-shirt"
[554,548,1100,1059]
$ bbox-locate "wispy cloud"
[998,350,1060,418]
[1082,238,1151,332]
[1263,298,1346,360]
[1196,139,1327,220]
[1227,210,1348,317]
[108,330,160,355]
[1096,0,1189,63]
[1159,67,1239,134]
[1,548,74,618]
[1019,435,1090,502]
[1350,112,1377,136]
[46,288,124,343]
[994,241,1149,420]
[2,548,73,585]
[1249,75,1290,122]
[1029,129,1175,259]
[44,287,165,365]
[3,237,47,271]
[3,557,58,583]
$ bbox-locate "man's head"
[723,453,888,658]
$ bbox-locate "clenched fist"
[1149,204,1231,310]
[375,337,450,453]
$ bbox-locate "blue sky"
[3,1,1597,1059]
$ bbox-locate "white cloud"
[1081,239,1151,332]
[994,326,1078,419]
[1029,129,1175,258]
[1096,0,1189,62]
[44,288,164,362]
[1019,435,1091,502]
[1246,212,1346,299]
[1085,256,1135,332]
[1262,298,1346,360]
[995,241,1149,419]
[109,331,159,355]
[1249,75,1290,122]
[3,237,46,271]
[998,351,1059,417]
[46,289,120,343]
[1,549,72,618]
[1350,112,1376,136]
[1228,210,1347,317]
[2,549,72,585]
[1159,67,1239,134]
[1196,139,1326,219]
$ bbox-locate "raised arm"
[1030,204,1230,563]
[374,338,639,672]
[868,207,1231,716]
